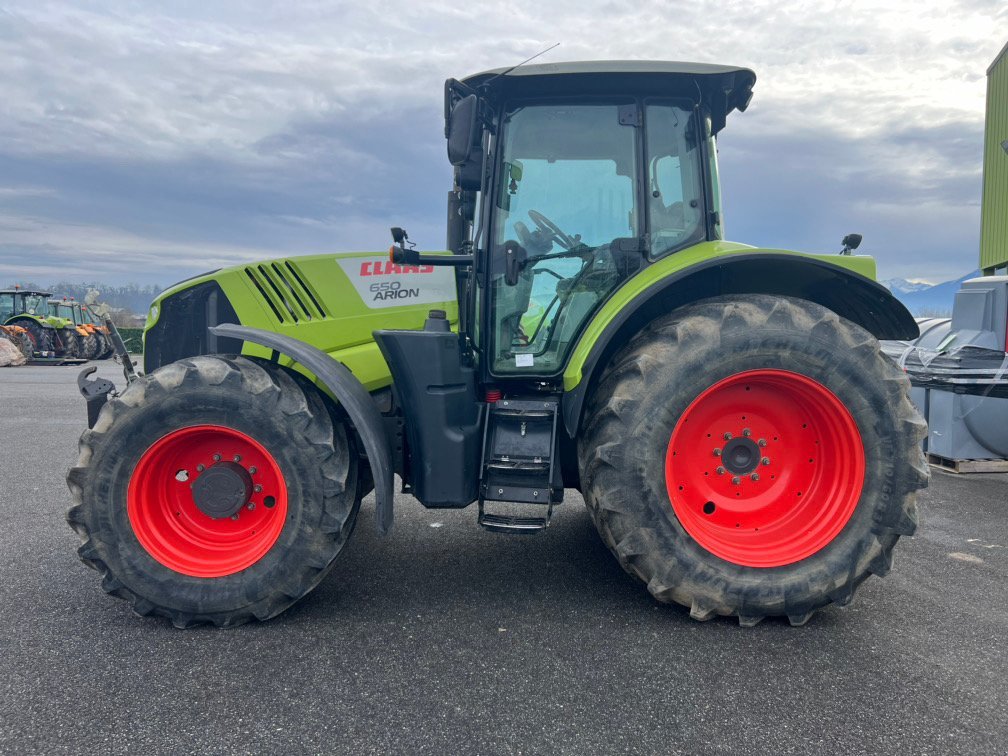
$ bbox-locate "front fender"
[561,251,918,436]
[210,323,395,535]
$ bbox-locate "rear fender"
[562,253,919,436]
[210,323,395,534]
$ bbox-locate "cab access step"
[478,398,563,533]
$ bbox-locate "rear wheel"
[80,332,99,360]
[59,328,81,358]
[578,295,928,626]
[96,332,114,359]
[66,355,361,627]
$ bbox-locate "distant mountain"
[880,277,935,296]
[882,270,981,317]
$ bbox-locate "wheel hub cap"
[191,461,253,519]
[721,437,760,475]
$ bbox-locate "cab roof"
[0,289,51,296]
[460,59,756,133]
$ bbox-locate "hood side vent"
[243,261,331,324]
[283,260,329,318]
[257,264,301,322]
[244,267,285,323]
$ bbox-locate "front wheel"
[18,319,53,354]
[578,295,928,626]
[66,355,361,627]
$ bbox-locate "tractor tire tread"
[66,355,360,628]
[578,294,927,625]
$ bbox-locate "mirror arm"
[390,244,473,268]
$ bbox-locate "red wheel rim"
[665,369,865,567]
[127,425,288,578]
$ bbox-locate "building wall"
[981,42,1008,274]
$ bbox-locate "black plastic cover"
[144,281,241,372]
[374,327,483,508]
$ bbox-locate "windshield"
[22,293,48,316]
[489,101,640,375]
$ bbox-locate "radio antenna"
[482,42,560,86]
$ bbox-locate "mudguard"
[210,323,395,534]
[561,252,919,436]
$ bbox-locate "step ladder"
[478,398,562,534]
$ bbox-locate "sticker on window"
[515,353,534,367]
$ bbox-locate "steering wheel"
[525,209,577,251]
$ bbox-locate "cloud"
[0,0,1004,287]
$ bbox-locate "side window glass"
[646,103,704,258]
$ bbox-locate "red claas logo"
[359,261,435,276]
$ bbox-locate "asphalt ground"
[0,360,1005,755]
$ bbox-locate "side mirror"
[447,95,479,166]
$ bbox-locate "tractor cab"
[1,288,55,323]
[12,290,52,318]
[50,300,77,323]
[397,62,754,384]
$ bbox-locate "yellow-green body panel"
[145,251,458,392]
[981,45,1008,273]
[562,241,877,391]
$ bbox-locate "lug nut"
[713,448,722,457]
[246,502,256,511]
[230,514,239,521]
[212,453,221,462]
[731,476,741,485]
[762,457,771,466]
[723,432,733,440]
[248,466,257,474]
[750,473,760,482]
[716,466,726,475]
[196,464,205,472]
[742,428,752,437]
[233,454,242,463]
[254,484,263,493]
[758,438,767,447]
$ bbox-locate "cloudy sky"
[0,1,1004,288]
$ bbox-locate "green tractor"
[49,298,111,360]
[67,61,927,628]
[0,286,77,357]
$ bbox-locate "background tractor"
[0,286,75,357]
[67,61,927,628]
[49,299,98,360]
[49,298,111,360]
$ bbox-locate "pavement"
[0,360,1005,755]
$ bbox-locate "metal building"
[981,41,1008,274]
